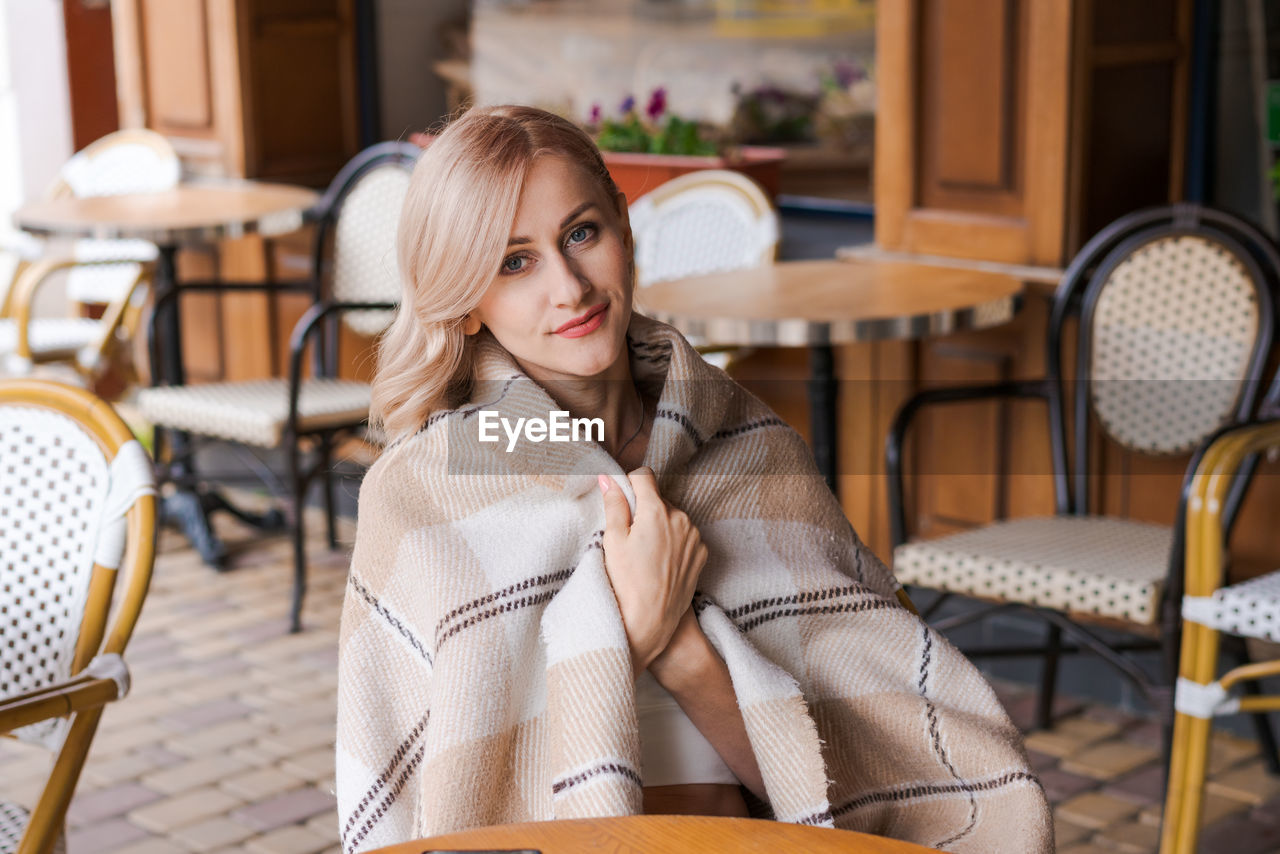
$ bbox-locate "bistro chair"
[1159,411,1280,854]
[0,130,177,385]
[0,379,157,854]
[135,141,420,633]
[628,169,779,369]
[885,204,1280,755]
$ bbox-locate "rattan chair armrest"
[0,654,129,734]
[6,257,153,363]
[885,379,1053,548]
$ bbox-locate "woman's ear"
[463,314,482,335]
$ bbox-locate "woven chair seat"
[136,378,372,447]
[1182,570,1280,642]
[0,801,64,854]
[0,317,101,359]
[894,516,1175,625]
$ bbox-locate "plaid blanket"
[336,312,1051,853]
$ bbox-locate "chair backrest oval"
[312,142,420,338]
[0,380,155,749]
[332,164,414,336]
[53,129,179,305]
[629,169,778,288]
[53,128,180,200]
[1083,228,1268,457]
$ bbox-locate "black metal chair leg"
[1035,623,1063,730]
[288,440,308,634]
[321,436,338,550]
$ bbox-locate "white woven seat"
[894,516,1175,625]
[0,317,101,359]
[136,378,373,447]
[0,802,64,854]
[1182,570,1280,642]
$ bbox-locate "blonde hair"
[371,105,621,445]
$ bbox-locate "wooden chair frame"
[1159,416,1280,854]
[1,257,154,379]
[0,379,157,854]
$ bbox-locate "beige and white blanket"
[336,312,1052,853]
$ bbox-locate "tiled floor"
[1,499,1277,854]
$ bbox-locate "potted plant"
[589,88,785,204]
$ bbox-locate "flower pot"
[601,147,786,205]
[409,133,785,207]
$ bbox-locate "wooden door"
[875,0,1072,266]
[64,0,121,150]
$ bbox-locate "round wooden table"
[371,815,939,854]
[14,181,319,245]
[635,258,1023,492]
[14,180,320,567]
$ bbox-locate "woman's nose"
[546,251,590,306]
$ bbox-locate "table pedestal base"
[161,481,288,569]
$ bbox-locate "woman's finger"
[627,466,663,512]
[598,474,632,534]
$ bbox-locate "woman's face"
[470,153,634,385]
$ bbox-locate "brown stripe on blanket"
[655,407,707,447]
[348,575,433,665]
[551,761,644,794]
[435,539,604,649]
[709,415,790,441]
[737,597,898,633]
[435,589,559,651]
[832,770,1044,817]
[434,533,603,641]
[419,375,523,434]
[723,584,870,620]
[343,739,427,853]
[340,710,430,848]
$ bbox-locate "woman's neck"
[532,363,647,459]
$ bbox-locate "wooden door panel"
[918,0,1022,213]
[140,0,214,131]
[876,0,1070,266]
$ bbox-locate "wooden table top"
[371,815,938,854]
[635,258,1023,346]
[13,181,320,245]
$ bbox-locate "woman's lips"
[554,303,608,338]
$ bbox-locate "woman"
[336,105,1051,854]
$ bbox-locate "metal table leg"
[808,343,838,495]
[150,245,231,568]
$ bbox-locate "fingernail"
[598,474,610,494]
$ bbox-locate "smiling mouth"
[553,302,608,334]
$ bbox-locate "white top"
[634,670,740,787]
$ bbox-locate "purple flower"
[645,87,667,121]
[620,95,636,114]
[834,60,862,89]
[589,103,601,123]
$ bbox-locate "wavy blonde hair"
[371,105,621,445]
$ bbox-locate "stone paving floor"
[1,500,1278,853]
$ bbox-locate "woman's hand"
[598,467,708,676]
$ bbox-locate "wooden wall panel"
[239,0,359,185]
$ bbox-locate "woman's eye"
[567,224,595,246]
[501,255,527,274]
